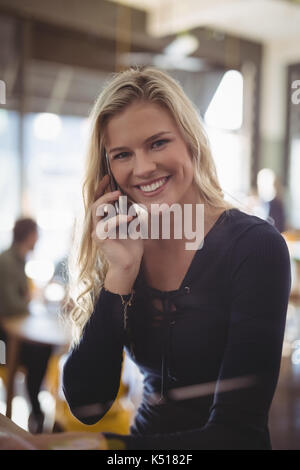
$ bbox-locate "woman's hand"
[91,175,144,293]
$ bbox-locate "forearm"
[102,420,269,450]
[62,288,128,424]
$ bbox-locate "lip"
[135,175,171,197]
[134,176,170,188]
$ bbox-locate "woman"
[62,66,291,449]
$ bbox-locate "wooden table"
[0,412,108,450]
[0,303,70,419]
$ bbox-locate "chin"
[149,199,178,215]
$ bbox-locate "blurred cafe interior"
[0,0,300,449]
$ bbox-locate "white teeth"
[139,177,168,193]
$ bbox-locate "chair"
[45,350,134,435]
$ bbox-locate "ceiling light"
[25,259,55,286]
[33,113,62,141]
[164,33,199,58]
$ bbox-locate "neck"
[143,189,217,251]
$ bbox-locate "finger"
[94,202,113,222]
[100,214,133,239]
[93,174,110,202]
[92,191,121,225]
[98,190,121,205]
[95,214,134,240]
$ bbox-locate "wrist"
[104,268,136,295]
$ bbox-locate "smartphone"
[105,151,120,214]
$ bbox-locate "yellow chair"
[0,362,27,418]
[0,365,7,390]
[0,364,27,394]
[45,351,134,435]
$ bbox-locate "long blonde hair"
[66,66,234,346]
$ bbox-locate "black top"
[62,208,291,449]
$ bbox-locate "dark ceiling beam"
[0,0,168,51]
[31,21,118,72]
[0,0,263,71]
[179,28,262,71]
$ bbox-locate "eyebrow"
[107,131,173,155]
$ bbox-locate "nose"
[132,150,157,179]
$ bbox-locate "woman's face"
[104,100,199,213]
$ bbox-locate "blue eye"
[152,139,169,149]
[113,152,130,160]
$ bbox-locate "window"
[204,70,250,205]
[0,110,20,250]
[24,113,88,270]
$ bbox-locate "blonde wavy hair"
[65,66,234,346]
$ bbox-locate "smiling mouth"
[136,176,171,194]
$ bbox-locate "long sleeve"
[62,288,129,425]
[102,224,291,449]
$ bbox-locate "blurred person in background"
[0,218,52,433]
[268,176,286,234]
[243,170,286,234]
[256,169,286,233]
